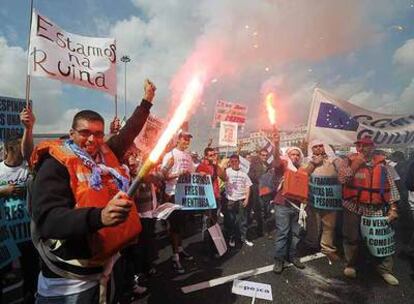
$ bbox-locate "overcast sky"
[1,0,414,151]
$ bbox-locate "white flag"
[307,89,414,146]
[219,121,238,147]
[29,11,117,95]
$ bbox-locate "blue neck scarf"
[64,140,129,192]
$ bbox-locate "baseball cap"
[354,136,374,146]
[178,131,193,139]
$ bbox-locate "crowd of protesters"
[0,80,414,304]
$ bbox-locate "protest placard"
[360,216,395,257]
[0,96,30,142]
[309,175,342,210]
[219,121,238,147]
[133,115,163,154]
[213,100,247,128]
[208,223,227,256]
[232,279,273,302]
[0,201,21,268]
[175,173,217,210]
[29,11,116,95]
[4,197,31,243]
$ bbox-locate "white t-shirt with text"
[225,167,252,201]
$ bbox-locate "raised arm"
[107,79,156,160]
[20,106,35,161]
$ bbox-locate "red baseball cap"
[354,136,375,146]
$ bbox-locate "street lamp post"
[120,55,131,122]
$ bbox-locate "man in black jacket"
[248,148,270,237]
[404,159,414,261]
[31,80,156,303]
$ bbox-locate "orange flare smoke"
[265,92,276,125]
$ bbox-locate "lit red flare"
[265,92,276,125]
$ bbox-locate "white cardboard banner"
[219,121,238,147]
[307,89,414,146]
[232,279,273,301]
[29,11,117,95]
[213,100,247,127]
[208,223,227,257]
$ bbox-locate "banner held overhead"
[29,10,117,95]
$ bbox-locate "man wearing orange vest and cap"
[30,80,156,303]
[339,136,400,286]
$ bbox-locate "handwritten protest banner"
[0,96,31,142]
[309,175,342,210]
[360,216,395,257]
[0,201,21,268]
[213,100,247,128]
[29,11,116,95]
[175,173,217,210]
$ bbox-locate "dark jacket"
[31,100,152,278]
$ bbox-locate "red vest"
[343,154,391,204]
[32,140,141,266]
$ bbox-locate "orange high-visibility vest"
[343,153,391,204]
[31,140,141,267]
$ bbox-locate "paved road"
[2,217,414,304]
[133,221,414,304]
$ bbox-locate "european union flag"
[316,102,359,131]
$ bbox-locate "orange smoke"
[265,92,276,125]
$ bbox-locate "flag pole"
[114,94,118,118]
[25,0,34,108]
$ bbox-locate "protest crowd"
[0,77,413,304]
[0,8,414,304]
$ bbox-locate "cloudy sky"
[1,0,414,150]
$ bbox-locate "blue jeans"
[274,204,301,260]
[35,284,99,304]
[225,200,248,241]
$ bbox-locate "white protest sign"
[213,100,248,127]
[232,279,273,302]
[208,223,227,256]
[29,11,116,95]
[219,121,238,147]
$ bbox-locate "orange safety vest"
[343,153,391,204]
[31,140,141,267]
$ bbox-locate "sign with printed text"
[360,216,395,257]
[0,201,21,268]
[213,100,247,127]
[0,96,31,142]
[232,279,273,301]
[307,89,414,146]
[175,173,217,210]
[309,175,342,210]
[4,198,31,243]
[219,121,238,147]
[133,115,163,154]
[29,11,116,95]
